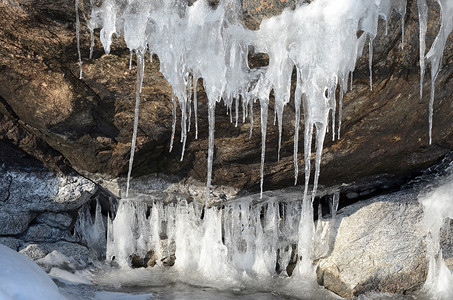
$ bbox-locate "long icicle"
[169,92,177,152]
[205,101,216,209]
[193,76,199,140]
[75,0,83,79]
[259,97,269,198]
[337,87,344,139]
[293,71,302,185]
[126,50,145,198]
[369,36,374,91]
[417,0,428,100]
[425,0,453,145]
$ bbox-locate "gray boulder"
[0,166,97,236]
[2,169,96,212]
[316,191,428,298]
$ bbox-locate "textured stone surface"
[19,241,97,269]
[0,210,36,235]
[18,223,76,243]
[0,0,452,194]
[316,190,428,298]
[35,212,74,230]
[0,237,24,251]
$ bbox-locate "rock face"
[0,1,452,193]
[0,144,96,236]
[316,190,428,298]
[0,140,108,266]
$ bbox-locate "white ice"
[78,0,452,284]
[419,170,453,299]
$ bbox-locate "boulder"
[316,190,428,297]
[0,0,452,194]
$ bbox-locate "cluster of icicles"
[102,192,339,280]
[76,0,452,205]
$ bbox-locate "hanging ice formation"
[75,0,453,278]
[79,0,412,200]
[417,0,453,145]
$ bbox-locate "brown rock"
[0,0,452,193]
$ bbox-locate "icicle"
[179,87,188,161]
[276,103,284,162]
[425,0,453,145]
[129,50,133,71]
[293,72,302,186]
[180,99,187,161]
[330,87,336,142]
[350,71,353,91]
[235,96,239,127]
[88,0,95,60]
[125,50,145,198]
[187,76,193,133]
[312,123,327,203]
[417,0,428,100]
[249,99,254,139]
[401,12,405,50]
[75,0,83,79]
[368,36,374,91]
[259,97,269,198]
[193,76,199,140]
[337,88,344,139]
[429,80,435,145]
[169,92,177,152]
[331,192,339,219]
[205,101,216,209]
[89,28,95,59]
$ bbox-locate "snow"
[0,244,67,300]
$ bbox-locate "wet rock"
[316,190,428,298]
[0,1,452,194]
